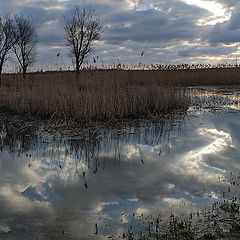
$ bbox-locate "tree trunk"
[0,61,3,86]
[76,71,80,81]
[22,65,27,79]
[76,60,80,81]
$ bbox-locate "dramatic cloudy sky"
[1,0,240,71]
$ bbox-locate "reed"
[1,67,239,122]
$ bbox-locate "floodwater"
[0,86,239,239]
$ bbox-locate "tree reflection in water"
[0,86,239,239]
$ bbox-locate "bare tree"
[64,6,103,77]
[13,15,38,79]
[0,15,15,80]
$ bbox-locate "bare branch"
[12,14,38,78]
[0,15,15,78]
[64,5,103,75]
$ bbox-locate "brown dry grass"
[0,70,187,122]
[162,67,240,86]
[1,67,239,122]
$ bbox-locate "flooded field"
[0,86,239,239]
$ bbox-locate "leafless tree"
[64,6,103,77]
[0,15,15,80]
[13,15,38,79]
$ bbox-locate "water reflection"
[0,87,239,239]
[187,85,240,112]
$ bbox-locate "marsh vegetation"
[0,70,187,122]
[1,67,240,122]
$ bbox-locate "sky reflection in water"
[0,87,239,239]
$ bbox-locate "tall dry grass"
[1,67,239,121]
[0,70,187,122]
[163,67,240,86]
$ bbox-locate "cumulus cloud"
[208,0,240,8]
[102,0,208,44]
[178,44,238,57]
[203,9,240,44]
[0,0,240,70]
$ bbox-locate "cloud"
[178,44,238,57]
[208,0,240,8]
[102,1,209,45]
[0,0,240,70]
[203,9,240,44]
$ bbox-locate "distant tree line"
[0,5,103,81]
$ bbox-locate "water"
[0,86,239,239]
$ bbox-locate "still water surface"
[0,86,239,239]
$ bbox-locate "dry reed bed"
[1,67,239,121]
[0,71,186,121]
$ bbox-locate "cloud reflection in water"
[0,92,239,239]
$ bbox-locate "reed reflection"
[0,87,239,239]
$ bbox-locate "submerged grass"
[121,172,240,240]
[121,199,240,240]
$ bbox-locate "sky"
[1,0,240,72]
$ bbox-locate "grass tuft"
[0,70,188,122]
